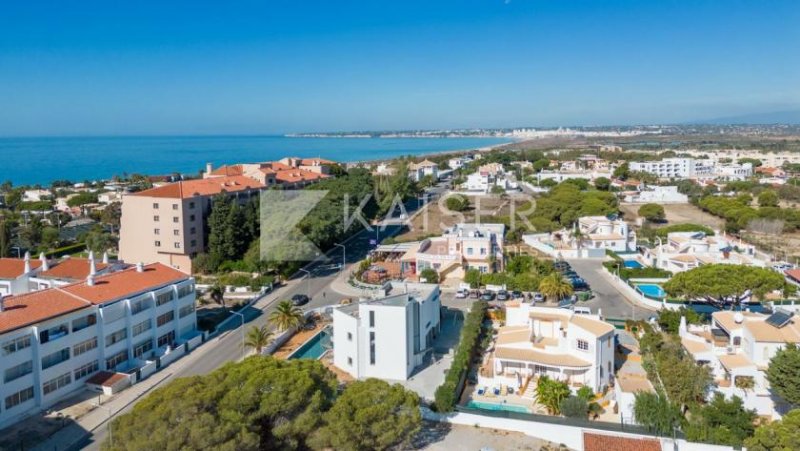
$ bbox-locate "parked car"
[480,291,496,301]
[496,290,509,301]
[455,289,468,299]
[291,294,310,306]
[554,261,571,270]
[561,270,579,278]
[469,290,481,299]
[533,292,544,302]
[570,278,589,290]
[511,290,523,300]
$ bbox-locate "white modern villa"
[524,216,635,259]
[623,185,688,204]
[642,231,767,273]
[479,303,615,395]
[680,309,799,419]
[332,282,441,381]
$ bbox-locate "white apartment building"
[682,149,800,168]
[642,231,766,273]
[0,263,199,428]
[630,158,713,178]
[332,282,441,381]
[462,163,517,193]
[523,216,635,259]
[400,223,506,278]
[536,170,612,184]
[681,309,799,418]
[479,304,615,394]
[0,254,44,296]
[0,253,123,296]
[623,186,688,204]
[408,160,439,182]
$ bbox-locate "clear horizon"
[1,0,798,136]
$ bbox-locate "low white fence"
[600,266,678,311]
[159,345,187,367]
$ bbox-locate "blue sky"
[0,0,798,136]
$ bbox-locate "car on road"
[291,294,310,306]
[455,289,469,299]
[480,291,496,301]
[496,290,509,301]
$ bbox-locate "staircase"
[521,376,537,399]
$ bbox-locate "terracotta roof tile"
[86,371,128,387]
[209,165,244,176]
[63,263,189,305]
[38,258,109,281]
[0,258,43,279]
[132,176,264,199]
[583,433,661,451]
[0,289,90,334]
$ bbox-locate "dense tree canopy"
[664,264,786,306]
[528,182,617,232]
[744,409,800,451]
[766,344,800,407]
[685,393,757,447]
[638,203,665,222]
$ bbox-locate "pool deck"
[273,321,328,359]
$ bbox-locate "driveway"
[566,258,654,321]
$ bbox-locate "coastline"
[347,139,520,167]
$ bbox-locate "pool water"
[623,260,643,268]
[636,283,666,299]
[466,400,531,414]
[288,329,332,360]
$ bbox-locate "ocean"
[0,135,511,186]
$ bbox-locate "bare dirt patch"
[620,203,725,230]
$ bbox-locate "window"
[369,332,376,365]
[153,203,159,209]
[174,242,181,249]
[105,350,128,370]
[172,203,178,210]
[43,373,71,395]
[5,387,34,410]
[577,339,589,351]
[39,323,69,344]
[190,240,197,247]
[154,228,160,235]
[133,339,153,358]
[369,311,375,328]
[156,291,174,306]
[42,348,70,370]
[72,314,96,333]
[189,202,195,209]
[179,303,195,318]
[4,361,33,383]
[157,331,175,348]
[157,311,175,327]
[154,215,160,222]
[347,357,353,366]
[467,247,474,255]
[130,298,152,315]
[106,328,127,347]
[155,240,161,247]
[2,335,31,356]
[173,217,179,223]
[177,284,194,298]
[347,332,353,341]
[74,360,99,380]
[132,319,152,336]
[480,248,486,255]
[73,337,98,356]
[173,229,180,236]
[189,214,196,221]
[190,227,196,235]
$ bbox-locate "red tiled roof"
[63,263,188,305]
[86,371,128,387]
[209,165,244,176]
[0,258,43,279]
[583,433,661,451]
[132,176,265,199]
[274,168,329,184]
[785,269,800,282]
[38,258,109,281]
[0,289,90,334]
[300,158,335,166]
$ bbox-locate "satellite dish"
[734,312,744,324]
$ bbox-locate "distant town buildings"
[642,231,766,273]
[630,157,752,181]
[623,186,688,204]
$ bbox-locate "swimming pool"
[636,283,666,299]
[466,400,531,414]
[288,328,332,360]
[623,260,643,268]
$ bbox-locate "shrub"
[420,268,439,284]
[445,195,469,212]
[560,396,588,418]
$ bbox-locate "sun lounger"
[477,386,486,395]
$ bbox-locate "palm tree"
[209,283,225,309]
[570,223,586,255]
[538,272,574,303]
[268,300,305,331]
[535,375,571,415]
[244,325,273,354]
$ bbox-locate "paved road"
[566,258,655,321]
[73,184,450,450]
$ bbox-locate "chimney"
[89,256,97,276]
[102,252,109,264]
[0,294,5,312]
[39,252,49,271]
[87,274,95,286]
[206,163,213,176]
[23,251,31,274]
[136,262,145,273]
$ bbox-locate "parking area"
[566,258,655,320]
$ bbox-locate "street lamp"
[230,310,246,360]
[94,403,113,448]
[334,243,346,272]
